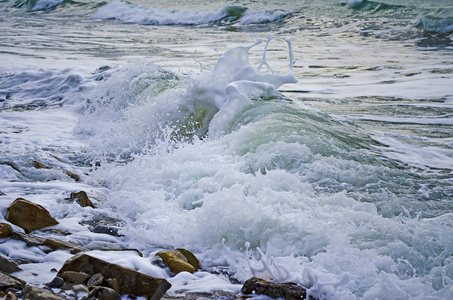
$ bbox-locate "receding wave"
[12,0,72,11]
[92,1,292,26]
[414,15,453,34]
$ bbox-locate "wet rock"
[91,225,123,237]
[22,285,66,300]
[5,198,59,233]
[87,273,104,287]
[0,271,25,292]
[105,278,120,293]
[46,276,65,288]
[31,160,52,169]
[0,191,5,196]
[70,191,95,208]
[88,286,121,300]
[10,231,86,254]
[156,249,200,274]
[176,248,201,271]
[0,161,23,175]
[0,223,13,239]
[0,256,22,274]
[5,291,18,300]
[60,271,89,284]
[58,254,171,299]
[241,277,314,300]
[63,170,80,182]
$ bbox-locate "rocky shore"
[0,161,314,300]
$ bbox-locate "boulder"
[22,285,66,300]
[87,273,104,287]
[70,191,95,208]
[0,255,21,274]
[156,249,200,274]
[58,254,171,300]
[0,271,25,291]
[5,198,59,233]
[0,223,13,239]
[241,277,313,300]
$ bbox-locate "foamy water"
[1,0,453,299]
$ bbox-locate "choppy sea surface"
[1,0,453,298]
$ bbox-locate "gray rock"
[241,277,314,300]
[0,256,21,274]
[22,285,66,300]
[88,286,121,300]
[0,271,25,292]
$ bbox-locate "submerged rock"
[162,290,241,299]
[22,285,66,300]
[0,191,5,196]
[58,254,171,299]
[10,231,87,254]
[5,198,59,233]
[156,249,200,274]
[31,160,52,169]
[241,277,314,300]
[69,191,95,208]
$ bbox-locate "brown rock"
[156,250,196,274]
[43,238,87,254]
[105,278,120,293]
[58,254,171,299]
[176,248,201,271]
[241,277,314,300]
[5,291,18,300]
[70,191,95,208]
[0,271,25,291]
[0,223,13,239]
[0,255,21,274]
[88,286,121,300]
[87,273,104,287]
[63,170,80,182]
[5,198,59,233]
[31,160,52,169]
[22,285,66,300]
[60,271,89,284]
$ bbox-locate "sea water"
[1,0,453,299]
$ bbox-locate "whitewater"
[1,0,453,299]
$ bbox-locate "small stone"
[22,285,67,300]
[46,276,65,288]
[0,256,21,274]
[156,249,198,274]
[63,170,80,182]
[88,286,121,300]
[87,273,104,287]
[60,271,89,284]
[5,198,59,233]
[0,223,13,239]
[70,191,95,208]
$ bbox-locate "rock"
[87,273,104,287]
[0,223,13,239]
[46,276,65,288]
[88,286,121,300]
[58,254,171,299]
[60,271,89,284]
[105,278,120,293]
[22,285,67,300]
[176,248,201,271]
[0,271,25,292]
[0,191,5,196]
[91,225,123,237]
[70,191,95,208]
[0,161,23,175]
[31,160,52,169]
[241,277,314,300]
[63,170,80,182]
[0,255,21,274]
[156,249,200,274]
[10,231,86,254]
[5,198,59,233]
[162,290,241,299]
[5,291,18,300]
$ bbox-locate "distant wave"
[13,0,68,11]
[343,0,406,14]
[414,15,453,34]
[92,1,292,26]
